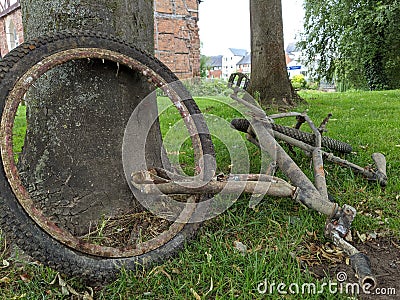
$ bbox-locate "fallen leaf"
[0,276,10,284]
[233,241,247,256]
[49,273,80,296]
[83,290,94,300]
[190,288,201,300]
[1,259,10,268]
[306,230,315,237]
[19,273,31,283]
[356,231,367,243]
[149,266,172,281]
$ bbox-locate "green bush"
[182,78,232,97]
[306,81,319,90]
[157,78,231,97]
[291,74,307,90]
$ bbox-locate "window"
[6,19,18,51]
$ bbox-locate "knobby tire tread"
[231,118,352,153]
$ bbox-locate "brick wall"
[154,0,200,79]
[0,8,23,58]
[0,0,200,79]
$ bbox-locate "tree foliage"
[300,0,400,90]
[199,55,210,78]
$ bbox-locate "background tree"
[200,55,210,78]
[300,0,400,91]
[248,0,302,108]
[19,0,163,234]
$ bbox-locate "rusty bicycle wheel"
[0,31,214,282]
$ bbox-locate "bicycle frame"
[131,74,388,290]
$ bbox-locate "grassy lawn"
[1,89,399,299]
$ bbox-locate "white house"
[286,42,308,79]
[237,52,251,76]
[221,48,248,80]
[206,55,223,79]
[209,42,309,81]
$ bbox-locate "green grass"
[12,104,27,161]
[1,90,399,299]
[158,95,262,176]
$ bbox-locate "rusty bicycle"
[0,31,387,288]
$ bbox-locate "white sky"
[198,0,304,56]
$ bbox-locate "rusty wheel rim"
[0,48,204,258]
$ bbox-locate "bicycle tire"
[0,31,214,282]
[231,118,353,154]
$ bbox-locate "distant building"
[205,49,250,80]
[237,52,251,76]
[285,42,308,79]
[221,48,248,80]
[205,49,249,80]
[0,0,201,79]
[206,55,223,79]
[205,43,309,82]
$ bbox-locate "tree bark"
[19,0,163,234]
[248,0,303,108]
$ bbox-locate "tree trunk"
[248,0,302,108]
[19,0,163,235]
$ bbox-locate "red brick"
[157,34,175,51]
[0,2,201,79]
[155,1,173,14]
[157,18,175,34]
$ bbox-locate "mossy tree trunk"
[248,0,303,108]
[19,0,163,234]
